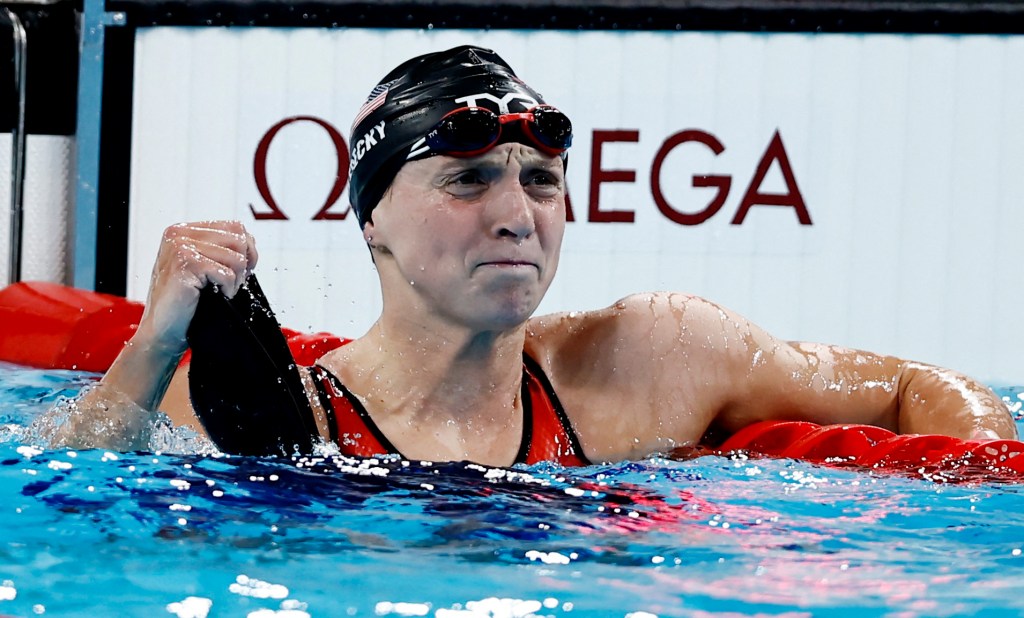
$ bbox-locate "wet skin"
[362,143,566,333]
[48,146,1018,461]
[314,143,1017,463]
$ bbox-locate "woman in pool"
[53,45,1016,463]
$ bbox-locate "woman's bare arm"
[535,292,1015,462]
[38,221,257,450]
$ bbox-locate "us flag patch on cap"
[352,81,394,128]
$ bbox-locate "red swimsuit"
[310,354,591,466]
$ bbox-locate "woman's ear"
[362,219,390,254]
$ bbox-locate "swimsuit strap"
[311,365,399,458]
[311,357,590,466]
[520,353,591,466]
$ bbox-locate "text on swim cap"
[454,92,539,114]
[349,121,387,171]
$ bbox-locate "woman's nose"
[490,182,535,241]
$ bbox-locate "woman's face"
[364,142,566,331]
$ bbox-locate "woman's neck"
[330,315,528,423]
[319,316,530,463]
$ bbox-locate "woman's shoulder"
[526,293,681,374]
[525,291,745,400]
[526,292,713,344]
[524,292,725,459]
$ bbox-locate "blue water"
[0,362,1023,618]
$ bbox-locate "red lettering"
[731,130,811,225]
[650,130,732,226]
[564,187,575,222]
[588,130,639,223]
[251,116,351,221]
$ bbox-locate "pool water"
[0,362,1023,618]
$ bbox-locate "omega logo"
[582,129,811,225]
[250,116,810,226]
[250,115,350,221]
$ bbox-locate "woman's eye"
[441,170,488,197]
[450,171,484,186]
[526,172,562,194]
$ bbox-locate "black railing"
[106,0,1024,33]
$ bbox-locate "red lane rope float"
[0,281,145,372]
[0,281,349,372]
[718,421,1024,481]
[1,281,1021,479]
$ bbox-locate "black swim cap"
[348,45,561,228]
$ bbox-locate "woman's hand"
[39,221,260,451]
[136,221,259,357]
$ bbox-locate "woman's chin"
[463,297,541,331]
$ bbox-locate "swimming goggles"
[410,105,573,159]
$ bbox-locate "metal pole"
[3,7,26,285]
[74,0,123,290]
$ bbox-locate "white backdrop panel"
[0,134,74,284]
[128,28,1024,383]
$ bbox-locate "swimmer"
[48,45,1017,463]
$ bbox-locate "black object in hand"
[186,274,320,456]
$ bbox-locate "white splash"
[524,550,572,565]
[166,596,212,618]
[374,601,430,616]
[229,574,289,600]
